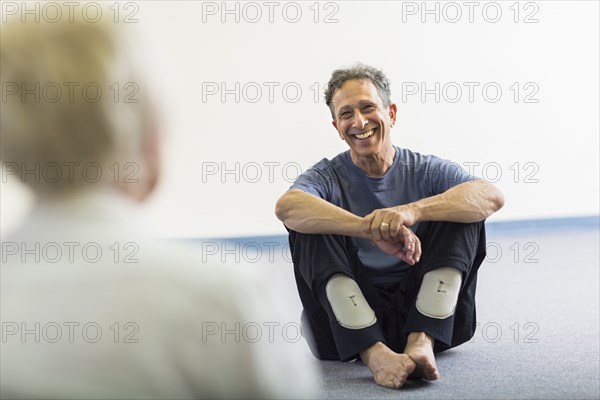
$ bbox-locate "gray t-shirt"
[290,146,477,283]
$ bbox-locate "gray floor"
[267,228,600,399]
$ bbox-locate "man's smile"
[352,128,376,141]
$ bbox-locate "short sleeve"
[425,156,479,197]
[289,159,335,201]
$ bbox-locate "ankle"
[406,332,434,348]
[360,341,387,365]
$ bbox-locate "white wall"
[1,1,598,238]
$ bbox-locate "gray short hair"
[324,63,391,119]
[1,7,150,194]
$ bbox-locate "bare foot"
[404,332,439,380]
[360,341,417,389]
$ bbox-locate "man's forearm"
[275,189,369,238]
[410,180,505,223]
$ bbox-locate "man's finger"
[413,236,422,264]
[389,218,402,240]
[399,226,415,255]
[399,251,415,266]
[371,215,385,241]
[379,221,391,241]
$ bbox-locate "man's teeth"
[355,129,374,140]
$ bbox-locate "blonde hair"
[1,6,150,193]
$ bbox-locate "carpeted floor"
[309,228,600,399]
[247,226,600,399]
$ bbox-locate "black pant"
[288,221,487,361]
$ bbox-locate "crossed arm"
[275,180,505,264]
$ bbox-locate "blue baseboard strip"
[485,215,599,234]
[202,216,599,245]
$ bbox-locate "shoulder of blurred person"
[1,196,319,398]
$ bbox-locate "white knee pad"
[416,267,462,319]
[326,274,377,330]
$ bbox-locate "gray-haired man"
[276,63,504,389]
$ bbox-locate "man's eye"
[363,105,375,112]
[340,112,352,119]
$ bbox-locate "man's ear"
[332,120,344,140]
[389,103,397,127]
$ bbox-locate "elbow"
[275,193,292,223]
[494,190,506,212]
[472,180,505,218]
[486,182,505,213]
[276,190,305,231]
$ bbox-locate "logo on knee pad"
[326,274,377,330]
[436,280,447,293]
[416,268,462,319]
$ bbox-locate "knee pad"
[325,274,377,330]
[416,267,462,319]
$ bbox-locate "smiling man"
[275,63,504,389]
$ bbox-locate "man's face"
[331,79,397,159]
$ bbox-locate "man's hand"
[362,205,418,241]
[372,225,421,265]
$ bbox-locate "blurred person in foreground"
[276,63,504,389]
[0,7,317,399]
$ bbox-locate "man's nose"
[351,112,368,129]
